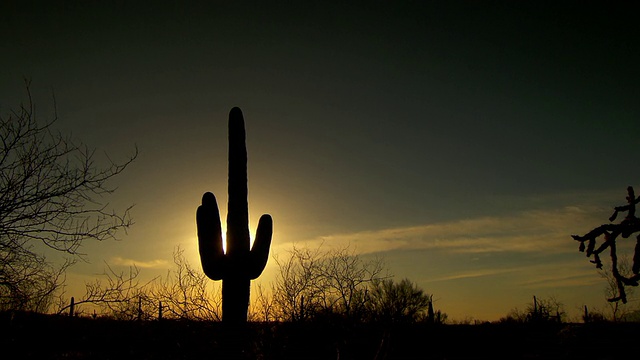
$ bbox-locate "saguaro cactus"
[196,107,273,323]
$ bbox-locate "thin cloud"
[511,260,604,289]
[110,256,169,268]
[284,204,608,256]
[420,260,602,289]
[425,267,519,283]
[519,271,602,289]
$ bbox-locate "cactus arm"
[196,192,226,280]
[248,214,273,280]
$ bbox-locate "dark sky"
[1,1,639,320]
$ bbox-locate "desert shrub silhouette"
[572,186,640,303]
[196,107,272,324]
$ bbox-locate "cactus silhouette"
[196,107,273,323]
[572,186,640,303]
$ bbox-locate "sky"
[1,1,639,321]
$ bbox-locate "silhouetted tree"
[269,243,386,322]
[365,278,433,324]
[61,247,222,320]
[318,245,386,320]
[266,245,442,325]
[58,263,151,319]
[152,246,221,321]
[527,295,564,323]
[271,245,331,322]
[250,283,275,322]
[572,186,640,303]
[0,84,137,312]
[582,305,608,323]
[501,295,565,324]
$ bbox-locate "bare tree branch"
[268,243,389,322]
[1,83,137,312]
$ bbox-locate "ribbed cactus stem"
[227,107,250,254]
[197,107,273,324]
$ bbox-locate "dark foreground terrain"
[1,312,637,359]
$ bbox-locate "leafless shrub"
[152,246,221,321]
[61,246,222,320]
[268,243,389,322]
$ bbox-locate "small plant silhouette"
[196,107,273,323]
[572,186,640,303]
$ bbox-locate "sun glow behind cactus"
[221,225,227,254]
[218,223,258,254]
[219,226,255,254]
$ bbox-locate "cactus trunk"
[197,107,272,324]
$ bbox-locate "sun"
[220,225,257,254]
[197,222,257,255]
[221,225,227,253]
